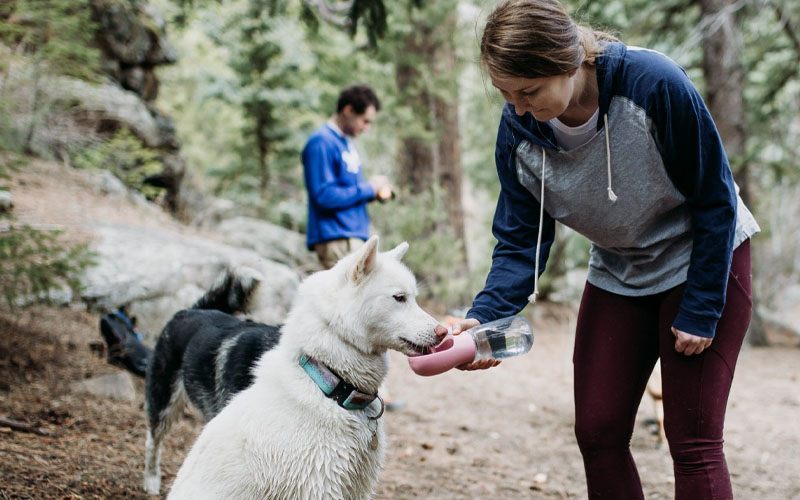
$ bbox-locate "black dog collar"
[298,354,379,411]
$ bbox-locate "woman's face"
[490,71,576,121]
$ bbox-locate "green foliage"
[370,188,478,307]
[0,155,94,309]
[72,129,166,200]
[0,225,94,309]
[0,0,101,81]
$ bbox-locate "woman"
[439,0,760,498]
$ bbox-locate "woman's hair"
[480,0,618,79]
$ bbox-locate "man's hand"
[672,327,713,356]
[367,175,391,198]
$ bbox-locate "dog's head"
[298,235,440,358]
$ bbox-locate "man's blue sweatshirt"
[467,43,759,338]
[302,123,375,250]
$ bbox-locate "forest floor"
[2,156,800,499]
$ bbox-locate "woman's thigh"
[657,240,753,442]
[573,284,661,439]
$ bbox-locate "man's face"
[339,104,377,138]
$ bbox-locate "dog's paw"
[143,475,161,495]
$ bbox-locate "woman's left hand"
[672,327,713,356]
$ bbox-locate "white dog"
[165,236,440,500]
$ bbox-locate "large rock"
[215,216,320,274]
[82,223,300,341]
[29,74,177,152]
[92,0,177,99]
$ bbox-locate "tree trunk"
[698,0,767,345]
[698,0,750,203]
[431,12,466,247]
[395,30,434,194]
[394,5,466,262]
[257,116,270,196]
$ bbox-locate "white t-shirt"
[549,108,600,151]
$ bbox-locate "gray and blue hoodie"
[467,42,760,338]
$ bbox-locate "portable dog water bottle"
[408,315,534,376]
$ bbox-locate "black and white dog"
[142,268,281,494]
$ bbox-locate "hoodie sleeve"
[649,69,737,339]
[302,136,376,211]
[467,116,556,324]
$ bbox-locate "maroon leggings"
[573,240,752,500]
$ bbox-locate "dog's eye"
[392,294,407,303]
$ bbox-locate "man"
[302,83,393,270]
[302,84,405,411]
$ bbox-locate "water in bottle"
[407,315,534,376]
[471,315,534,361]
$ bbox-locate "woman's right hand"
[449,318,502,371]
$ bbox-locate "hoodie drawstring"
[604,114,618,202]
[527,113,615,304]
[528,147,547,304]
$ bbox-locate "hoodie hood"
[500,42,628,151]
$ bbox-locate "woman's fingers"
[452,318,480,335]
[455,359,502,371]
[672,327,713,356]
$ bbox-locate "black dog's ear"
[349,235,379,284]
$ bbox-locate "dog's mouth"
[399,338,432,356]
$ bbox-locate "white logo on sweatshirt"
[342,145,361,174]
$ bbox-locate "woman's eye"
[392,294,407,303]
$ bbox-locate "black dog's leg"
[143,313,194,494]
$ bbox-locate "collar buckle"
[299,354,378,411]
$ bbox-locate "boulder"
[81,223,300,341]
[214,216,320,274]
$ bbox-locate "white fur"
[167,236,440,500]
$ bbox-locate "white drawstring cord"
[528,114,613,304]
[528,148,546,304]
[604,114,618,202]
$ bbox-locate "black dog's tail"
[190,267,263,315]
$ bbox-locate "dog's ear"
[386,241,409,261]
[349,235,379,284]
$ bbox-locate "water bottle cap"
[407,332,476,376]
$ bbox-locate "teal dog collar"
[299,354,378,411]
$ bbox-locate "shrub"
[72,129,165,200]
[0,155,94,309]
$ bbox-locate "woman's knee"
[667,437,726,472]
[574,413,634,453]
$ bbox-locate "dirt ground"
[1,303,799,500]
[2,156,800,499]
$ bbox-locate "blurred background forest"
[1,0,800,342]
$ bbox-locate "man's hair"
[336,84,381,115]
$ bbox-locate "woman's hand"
[672,327,713,356]
[439,318,502,371]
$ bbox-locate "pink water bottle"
[407,315,534,376]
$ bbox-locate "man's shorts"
[314,237,365,270]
